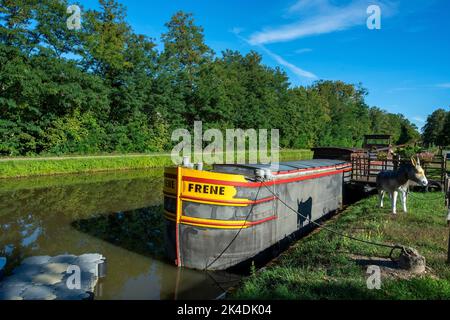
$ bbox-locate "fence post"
[442,156,445,186]
[446,174,449,208]
[351,156,354,181]
[394,155,399,171]
[447,210,450,264]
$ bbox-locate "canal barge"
[163,160,351,270]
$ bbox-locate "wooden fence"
[446,173,450,208]
[351,155,399,184]
[351,154,447,187]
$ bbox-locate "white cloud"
[412,116,425,123]
[287,0,329,14]
[249,0,396,45]
[295,48,313,54]
[233,33,317,80]
[259,45,317,79]
[231,27,243,35]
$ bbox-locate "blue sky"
[78,0,450,129]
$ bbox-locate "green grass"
[0,149,313,179]
[0,154,173,179]
[232,192,450,300]
[0,168,164,193]
[279,149,314,161]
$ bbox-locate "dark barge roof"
[213,159,348,175]
[311,147,365,153]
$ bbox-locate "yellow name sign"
[165,167,251,206]
[182,181,237,200]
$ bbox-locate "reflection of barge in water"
[163,160,352,270]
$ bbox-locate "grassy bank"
[0,168,164,193]
[0,149,313,179]
[0,154,173,179]
[233,192,450,300]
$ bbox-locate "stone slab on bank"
[0,254,106,300]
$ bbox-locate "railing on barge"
[350,154,400,185]
[350,154,448,188]
[312,146,448,189]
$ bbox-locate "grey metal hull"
[164,161,346,270]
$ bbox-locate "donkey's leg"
[378,190,385,208]
[400,190,407,213]
[391,191,398,215]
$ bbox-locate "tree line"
[422,108,450,147]
[0,0,420,156]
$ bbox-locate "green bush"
[396,146,423,160]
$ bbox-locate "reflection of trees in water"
[0,174,163,275]
[0,177,163,220]
[72,206,165,258]
[71,206,240,299]
[70,205,174,299]
[0,213,44,274]
[0,203,169,298]
[0,173,237,299]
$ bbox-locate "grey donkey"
[376,156,428,214]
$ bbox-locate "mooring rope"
[202,178,416,271]
[203,183,263,271]
[260,182,400,251]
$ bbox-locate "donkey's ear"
[416,156,421,166]
[411,156,417,166]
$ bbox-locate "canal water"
[0,169,240,300]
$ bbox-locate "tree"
[441,111,450,147]
[161,11,212,87]
[397,121,420,145]
[0,0,39,52]
[34,0,79,57]
[422,108,447,147]
[0,2,422,156]
[280,87,330,148]
[369,107,392,134]
[367,108,420,145]
[80,0,131,78]
[159,11,213,128]
[311,81,371,147]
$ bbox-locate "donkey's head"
[406,156,428,187]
